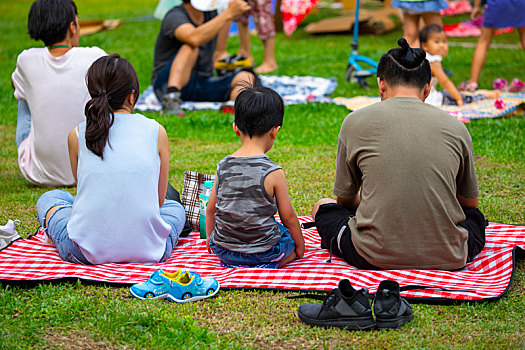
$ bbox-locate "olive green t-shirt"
[334,97,479,270]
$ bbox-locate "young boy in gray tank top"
[206,86,305,268]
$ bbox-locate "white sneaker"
[0,219,21,248]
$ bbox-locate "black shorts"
[315,203,379,270]
[315,203,487,269]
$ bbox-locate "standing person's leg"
[36,189,91,264]
[16,100,31,148]
[214,20,233,62]
[251,0,277,73]
[466,27,495,89]
[402,13,420,47]
[236,19,253,61]
[158,199,186,263]
[421,11,443,26]
[517,27,525,50]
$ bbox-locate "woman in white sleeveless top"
[36,54,186,264]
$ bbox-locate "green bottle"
[199,181,213,239]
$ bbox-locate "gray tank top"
[210,155,282,253]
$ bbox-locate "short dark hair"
[27,0,78,46]
[234,86,284,138]
[376,38,431,89]
[419,24,445,44]
[85,54,140,159]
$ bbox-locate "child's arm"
[157,125,169,207]
[267,169,305,258]
[67,128,79,184]
[205,180,218,254]
[430,61,464,106]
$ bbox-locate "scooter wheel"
[345,65,357,82]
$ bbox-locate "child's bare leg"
[421,11,443,26]
[255,36,278,74]
[279,251,297,267]
[214,21,232,62]
[237,21,253,61]
[402,13,420,47]
[468,27,495,87]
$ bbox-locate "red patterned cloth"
[1,216,524,303]
[281,0,320,36]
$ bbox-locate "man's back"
[12,46,105,186]
[335,96,479,269]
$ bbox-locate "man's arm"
[175,0,250,47]
[337,193,360,211]
[457,195,478,209]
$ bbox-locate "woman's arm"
[67,128,79,184]
[158,125,169,207]
[430,61,464,106]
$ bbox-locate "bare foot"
[484,90,501,99]
[255,61,278,74]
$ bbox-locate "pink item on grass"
[494,99,506,109]
[509,78,525,92]
[440,0,472,16]
[493,78,508,90]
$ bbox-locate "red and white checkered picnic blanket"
[1,217,524,303]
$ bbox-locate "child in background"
[391,0,448,47]
[206,86,305,268]
[460,0,525,91]
[420,24,498,106]
[215,0,278,74]
[36,54,186,265]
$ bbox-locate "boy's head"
[377,38,431,90]
[28,0,78,47]
[234,86,284,138]
[419,24,448,58]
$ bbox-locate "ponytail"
[377,38,431,89]
[84,54,139,159]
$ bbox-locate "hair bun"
[396,37,425,69]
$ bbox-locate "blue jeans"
[153,55,235,102]
[210,222,296,266]
[16,100,31,148]
[36,189,186,264]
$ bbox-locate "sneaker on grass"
[0,219,21,249]
[167,271,220,303]
[297,279,376,331]
[162,91,185,117]
[130,269,184,300]
[373,280,414,330]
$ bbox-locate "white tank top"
[68,113,171,264]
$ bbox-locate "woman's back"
[68,113,171,264]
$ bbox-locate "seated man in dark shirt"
[152,0,254,115]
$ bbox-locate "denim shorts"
[210,222,296,266]
[153,55,234,102]
[36,189,185,264]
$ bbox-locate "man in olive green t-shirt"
[312,40,486,270]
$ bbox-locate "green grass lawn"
[1,0,524,348]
